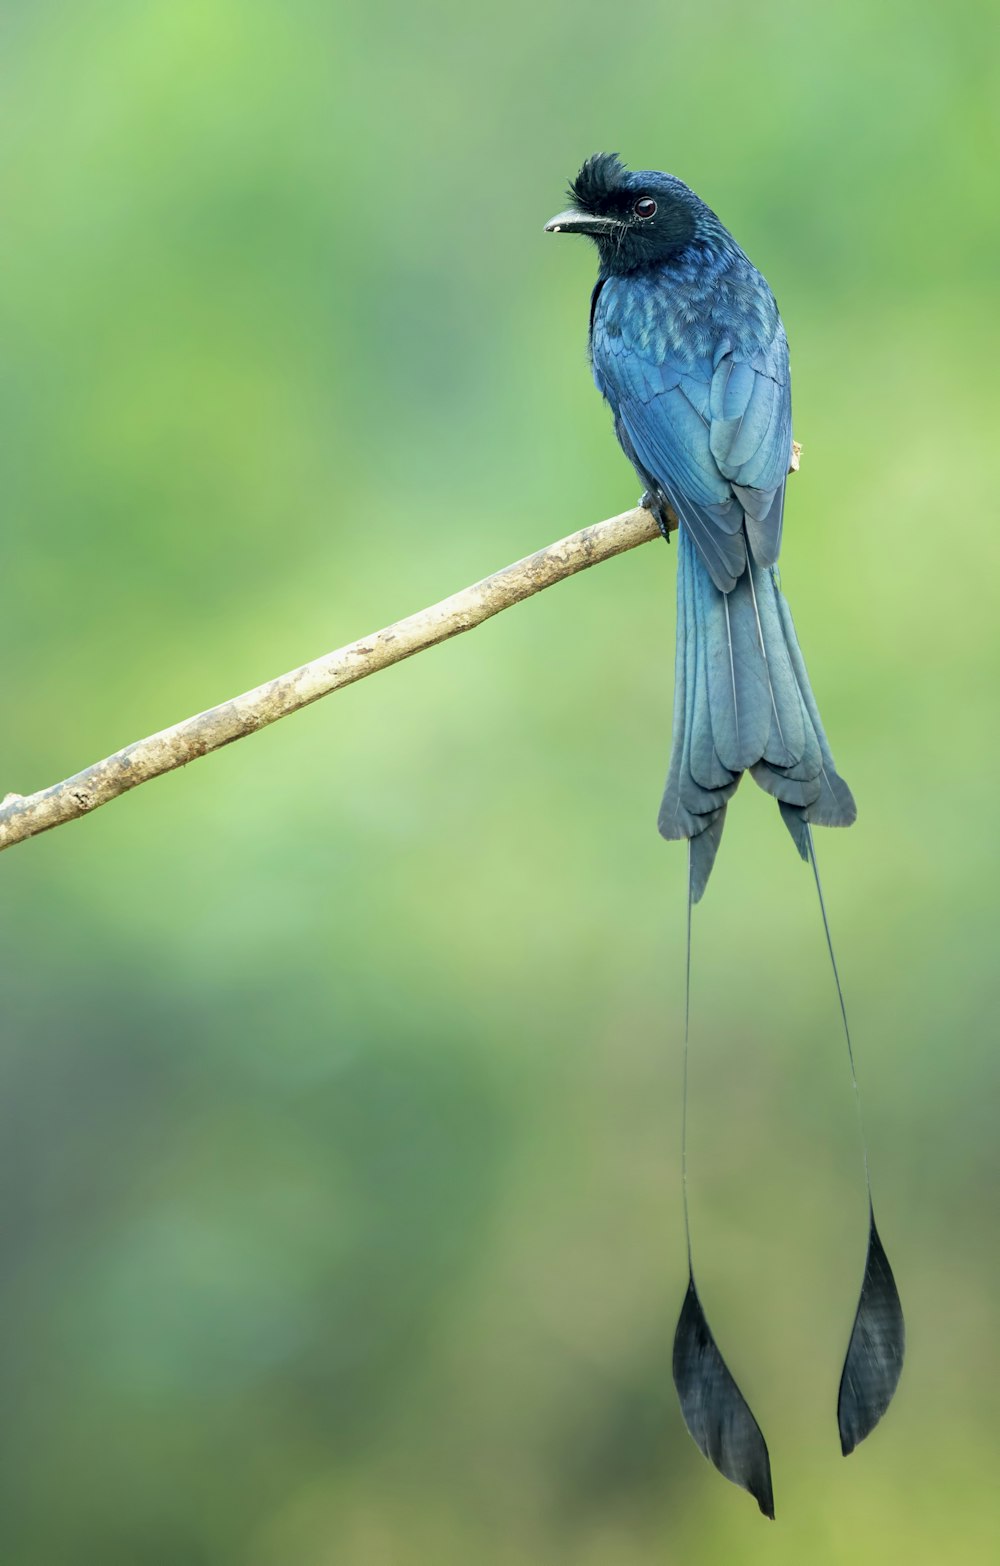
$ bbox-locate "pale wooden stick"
[0,505,669,854]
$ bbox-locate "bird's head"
[545,153,710,274]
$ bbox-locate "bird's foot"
[640,490,675,543]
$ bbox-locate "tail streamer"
[806,829,905,1456]
[671,844,775,1519]
[670,837,905,1516]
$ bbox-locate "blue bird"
[546,152,855,902]
[547,154,903,1520]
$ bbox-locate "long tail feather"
[658,529,738,899]
[659,527,855,897]
[806,829,905,1454]
[672,846,775,1516]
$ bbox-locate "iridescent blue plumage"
[554,156,855,897]
[546,159,902,1516]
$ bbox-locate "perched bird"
[546,152,855,901]
[546,155,903,1519]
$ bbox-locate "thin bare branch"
[0,504,668,854]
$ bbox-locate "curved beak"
[544,209,620,235]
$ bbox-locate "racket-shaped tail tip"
[672,1274,775,1519]
[837,1211,905,1457]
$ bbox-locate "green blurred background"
[1,1,997,1560]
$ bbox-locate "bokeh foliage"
[1,2,997,1560]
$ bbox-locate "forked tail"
[658,527,855,899]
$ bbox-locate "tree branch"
[0,504,668,855]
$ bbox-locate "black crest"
[569,152,628,214]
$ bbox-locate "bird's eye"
[634,197,657,218]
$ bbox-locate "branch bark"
[0,504,669,855]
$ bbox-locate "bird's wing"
[593,308,792,591]
[709,326,793,568]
